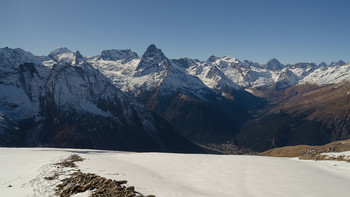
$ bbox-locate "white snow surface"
[299,63,350,85]
[1,148,350,197]
[324,151,350,156]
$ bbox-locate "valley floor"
[1,148,350,197]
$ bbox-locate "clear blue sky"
[1,0,349,64]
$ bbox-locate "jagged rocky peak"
[0,46,24,55]
[336,60,346,66]
[49,47,72,56]
[207,55,219,62]
[265,58,285,70]
[0,47,33,59]
[220,56,240,64]
[221,56,237,61]
[292,62,317,69]
[100,49,139,61]
[205,64,225,80]
[274,68,299,90]
[48,47,74,62]
[142,44,167,60]
[329,60,346,67]
[318,62,328,67]
[75,50,83,59]
[135,44,170,75]
[172,58,197,68]
[75,50,83,65]
[0,47,41,69]
[237,60,260,69]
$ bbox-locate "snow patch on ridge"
[299,63,350,85]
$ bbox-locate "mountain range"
[1,45,349,152]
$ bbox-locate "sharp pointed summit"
[49,47,72,56]
[318,62,328,67]
[75,50,83,65]
[142,44,167,60]
[266,58,285,70]
[48,47,74,63]
[207,55,219,62]
[329,60,346,67]
[135,44,170,76]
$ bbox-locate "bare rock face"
[99,49,138,63]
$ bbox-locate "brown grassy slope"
[257,81,350,138]
[271,81,350,140]
[237,81,350,152]
[259,139,350,157]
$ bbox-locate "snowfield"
[1,148,350,197]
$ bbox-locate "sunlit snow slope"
[1,148,350,197]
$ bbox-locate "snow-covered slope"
[299,62,350,85]
[1,45,349,150]
[0,47,201,152]
[90,44,210,98]
[87,45,350,95]
[0,47,48,70]
[89,45,262,143]
[1,148,350,197]
[90,45,262,143]
[3,46,349,95]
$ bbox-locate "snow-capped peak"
[318,62,328,67]
[50,47,72,56]
[171,58,197,69]
[265,58,285,70]
[48,47,75,63]
[135,44,170,76]
[142,44,167,60]
[222,56,236,61]
[207,55,219,62]
[205,55,241,69]
[0,47,44,69]
[329,60,346,67]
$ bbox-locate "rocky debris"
[48,154,155,197]
[54,154,84,168]
[55,171,146,197]
[44,174,58,180]
[299,150,350,162]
